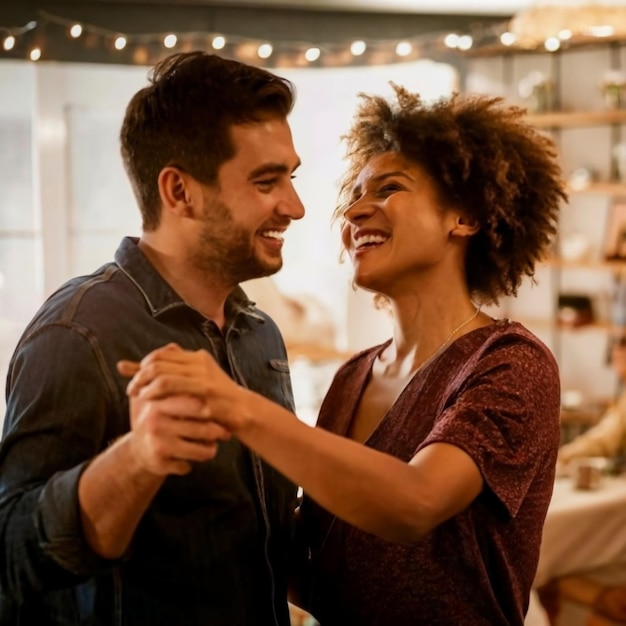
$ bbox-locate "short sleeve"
[420,336,561,518]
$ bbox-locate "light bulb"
[500,32,516,46]
[69,24,82,38]
[304,47,320,62]
[212,36,225,50]
[444,33,459,48]
[258,43,273,59]
[457,35,473,51]
[350,40,366,56]
[163,34,177,49]
[395,41,412,57]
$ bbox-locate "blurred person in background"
[558,342,626,469]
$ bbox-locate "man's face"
[191,117,304,285]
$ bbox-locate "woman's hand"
[117,343,252,435]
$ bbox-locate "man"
[0,51,304,625]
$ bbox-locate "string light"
[69,23,82,39]
[4,8,612,67]
[444,33,460,49]
[257,43,273,59]
[544,37,561,52]
[0,9,492,67]
[457,35,473,51]
[500,31,516,46]
[163,34,177,49]
[304,47,320,62]
[350,40,366,56]
[395,41,413,57]
[211,35,226,50]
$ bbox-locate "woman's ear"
[157,166,196,218]
[451,214,480,237]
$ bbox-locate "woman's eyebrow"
[352,170,414,196]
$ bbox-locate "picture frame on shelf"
[603,199,626,261]
[557,293,594,328]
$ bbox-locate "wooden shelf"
[543,257,626,271]
[465,34,626,59]
[510,315,615,333]
[569,181,626,196]
[526,109,626,128]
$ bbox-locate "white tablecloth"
[535,476,626,587]
[525,475,626,625]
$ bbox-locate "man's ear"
[451,214,480,237]
[157,166,196,218]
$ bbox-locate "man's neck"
[138,237,233,327]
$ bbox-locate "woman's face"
[341,151,462,297]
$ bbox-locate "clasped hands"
[117,343,247,476]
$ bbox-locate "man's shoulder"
[24,261,135,333]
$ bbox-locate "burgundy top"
[301,320,560,626]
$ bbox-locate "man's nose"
[278,182,305,220]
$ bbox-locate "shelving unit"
[526,109,626,128]
[570,182,626,195]
[464,36,626,408]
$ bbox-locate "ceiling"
[0,0,520,66]
[214,0,533,16]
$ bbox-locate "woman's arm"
[119,344,483,543]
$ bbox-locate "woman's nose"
[342,195,376,223]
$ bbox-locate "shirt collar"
[114,236,263,323]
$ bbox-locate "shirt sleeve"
[420,336,561,519]
[0,324,121,602]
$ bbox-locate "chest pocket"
[262,358,294,411]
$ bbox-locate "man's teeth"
[261,230,284,240]
[355,234,388,248]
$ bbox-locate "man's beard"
[191,195,283,285]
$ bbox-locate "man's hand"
[117,344,234,475]
[128,394,231,475]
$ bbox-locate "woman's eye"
[379,184,400,194]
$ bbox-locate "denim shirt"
[0,237,298,625]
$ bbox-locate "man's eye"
[255,178,276,190]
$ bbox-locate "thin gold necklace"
[414,305,481,373]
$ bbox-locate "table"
[525,475,626,626]
[536,475,626,587]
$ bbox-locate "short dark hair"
[120,52,296,230]
[336,85,567,304]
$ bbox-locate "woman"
[121,86,567,625]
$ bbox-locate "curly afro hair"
[335,85,568,305]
